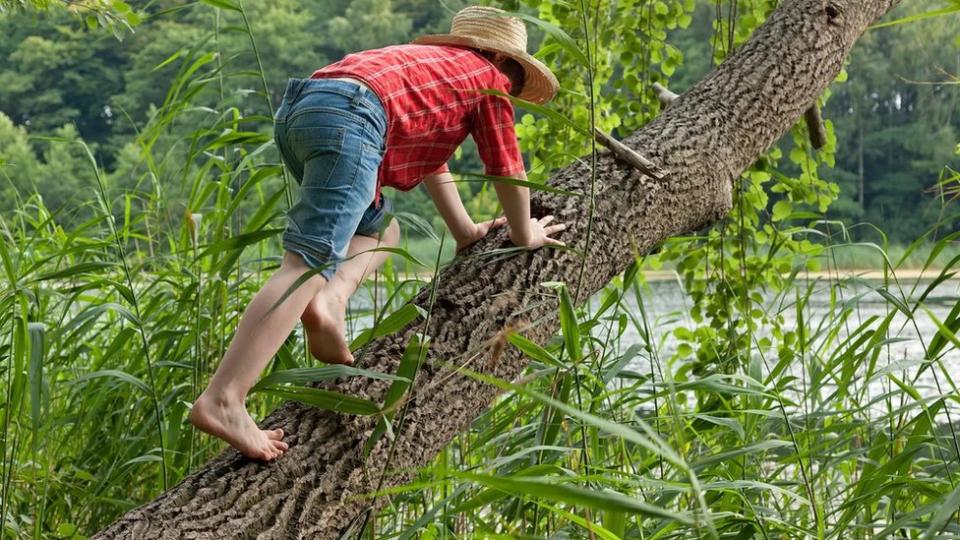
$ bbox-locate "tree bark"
[95,0,901,537]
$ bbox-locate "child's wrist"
[509,225,532,247]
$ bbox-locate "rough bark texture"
[95,0,901,537]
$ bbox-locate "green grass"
[5,192,960,538]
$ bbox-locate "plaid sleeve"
[471,93,525,177]
[427,162,450,176]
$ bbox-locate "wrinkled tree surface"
[96,0,901,537]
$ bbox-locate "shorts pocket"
[286,126,360,189]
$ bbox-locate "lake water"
[345,274,960,416]
[614,275,960,423]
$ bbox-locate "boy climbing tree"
[189,6,567,461]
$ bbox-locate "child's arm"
[490,170,566,249]
[423,168,565,251]
[422,170,507,252]
[465,91,566,251]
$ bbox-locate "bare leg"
[301,218,401,364]
[189,251,326,460]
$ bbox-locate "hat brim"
[412,35,559,105]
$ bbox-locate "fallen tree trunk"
[95,0,900,537]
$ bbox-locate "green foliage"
[827,1,960,241]
[2,0,960,538]
[2,0,955,243]
[0,113,99,218]
[0,0,142,38]
[326,0,413,54]
[0,112,41,207]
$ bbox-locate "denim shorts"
[273,77,392,280]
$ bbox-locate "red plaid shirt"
[312,44,525,205]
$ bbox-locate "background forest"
[3,0,960,538]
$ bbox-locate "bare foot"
[301,292,354,365]
[189,392,289,461]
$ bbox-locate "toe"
[272,439,289,452]
[266,428,284,441]
[326,355,353,366]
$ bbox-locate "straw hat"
[412,6,559,104]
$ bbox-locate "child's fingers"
[544,223,566,235]
[545,237,566,247]
[539,215,556,226]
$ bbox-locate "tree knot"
[825,2,843,25]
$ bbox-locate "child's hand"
[456,216,509,252]
[509,215,567,249]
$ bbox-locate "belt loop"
[350,82,367,107]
